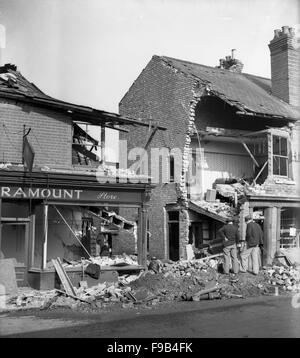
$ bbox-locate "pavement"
[0,293,299,338]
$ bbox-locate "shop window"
[272,135,288,176]
[280,208,300,249]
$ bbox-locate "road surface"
[0,294,299,338]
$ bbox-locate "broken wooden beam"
[52,257,77,297]
[197,253,224,263]
[253,160,268,184]
[241,141,259,167]
[192,284,225,301]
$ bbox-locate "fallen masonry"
[1,258,300,312]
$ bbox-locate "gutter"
[236,110,298,122]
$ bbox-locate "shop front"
[0,171,152,289]
[249,196,300,265]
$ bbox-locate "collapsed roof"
[0,63,165,130]
[158,56,300,121]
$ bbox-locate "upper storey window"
[272,135,288,177]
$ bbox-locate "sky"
[0,0,299,113]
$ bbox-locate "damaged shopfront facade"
[0,174,151,289]
[119,26,300,264]
[0,63,164,290]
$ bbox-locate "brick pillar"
[137,205,148,267]
[179,209,190,260]
[263,207,278,265]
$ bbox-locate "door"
[168,222,179,261]
[0,222,29,286]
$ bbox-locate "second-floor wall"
[0,98,73,169]
[188,95,300,199]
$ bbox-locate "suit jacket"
[218,223,240,247]
[246,221,263,247]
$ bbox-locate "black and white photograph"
[0,0,299,342]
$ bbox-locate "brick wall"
[119,54,300,259]
[119,56,195,258]
[0,98,72,168]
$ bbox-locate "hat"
[245,214,252,221]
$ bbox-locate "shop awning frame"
[188,201,228,223]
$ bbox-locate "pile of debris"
[92,254,138,267]
[5,282,140,311]
[138,258,273,301]
[46,253,139,270]
[263,265,300,293]
[191,200,237,219]
[161,257,219,277]
[3,259,300,313]
[5,289,58,310]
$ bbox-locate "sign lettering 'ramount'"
[0,186,141,203]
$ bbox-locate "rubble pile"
[191,200,237,219]
[6,289,58,310]
[263,265,300,292]
[46,254,139,269]
[3,260,300,313]
[161,258,219,278]
[5,282,138,311]
[135,258,272,301]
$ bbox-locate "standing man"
[218,218,239,275]
[240,215,263,275]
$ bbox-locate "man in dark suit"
[218,218,240,275]
[240,214,263,275]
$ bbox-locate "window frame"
[272,134,289,178]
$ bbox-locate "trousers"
[223,244,239,274]
[240,245,261,275]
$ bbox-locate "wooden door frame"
[0,220,30,283]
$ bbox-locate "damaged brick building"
[0,63,165,289]
[119,26,300,264]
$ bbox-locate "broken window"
[72,122,103,165]
[273,135,288,176]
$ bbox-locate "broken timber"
[52,257,77,297]
[192,284,225,301]
[131,123,159,172]
[253,160,268,184]
[241,141,259,167]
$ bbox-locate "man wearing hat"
[218,218,240,275]
[240,214,263,275]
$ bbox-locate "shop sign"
[0,186,141,203]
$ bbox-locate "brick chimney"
[269,26,300,106]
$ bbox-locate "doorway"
[168,222,179,261]
[0,222,29,286]
[168,211,180,261]
[189,222,203,248]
